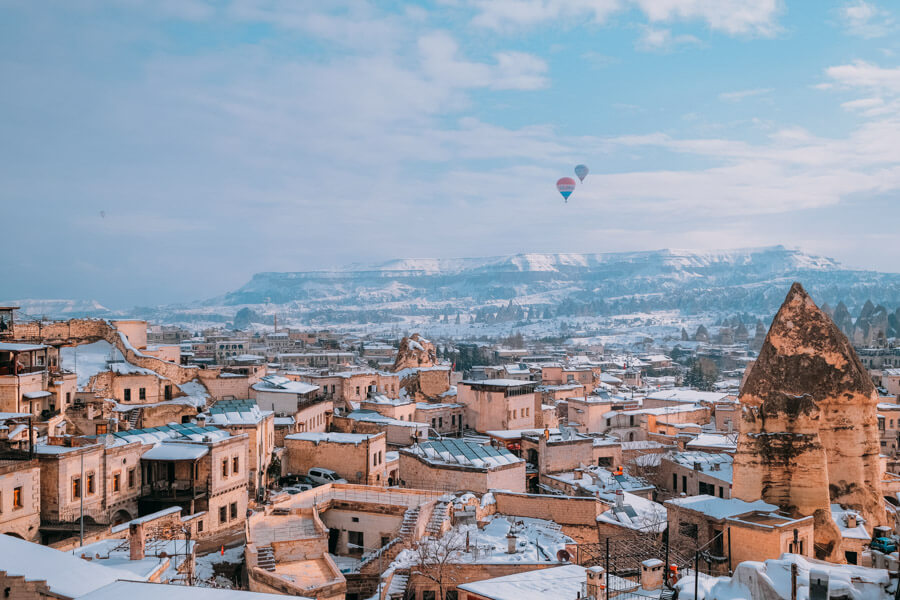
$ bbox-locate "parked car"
[307,467,347,486]
[871,537,897,554]
[283,483,314,494]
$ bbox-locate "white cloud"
[839,0,894,38]
[636,27,701,51]
[825,60,900,95]
[418,31,548,91]
[469,0,622,31]
[718,88,774,102]
[469,0,781,35]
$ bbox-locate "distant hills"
[11,246,900,329]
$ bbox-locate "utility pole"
[79,451,85,547]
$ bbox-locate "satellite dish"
[557,549,571,562]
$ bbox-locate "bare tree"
[410,527,468,600]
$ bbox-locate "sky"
[3,0,900,307]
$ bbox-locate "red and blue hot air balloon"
[556,177,576,203]
[575,164,589,182]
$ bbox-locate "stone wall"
[398,452,525,494]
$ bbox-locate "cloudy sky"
[3,0,900,307]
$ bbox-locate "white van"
[307,467,347,486]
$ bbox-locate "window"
[139,388,146,401]
[96,423,108,435]
[13,487,23,509]
[673,473,677,491]
[452,415,456,426]
[87,473,95,495]
[432,418,436,428]
[597,457,612,467]
[123,388,131,402]
[679,521,698,539]
[164,385,172,400]
[422,592,436,600]
[198,520,204,532]
[66,392,71,405]
[128,468,136,488]
[356,386,360,396]
[718,486,724,498]
[222,458,229,477]
[438,417,443,428]
[230,502,237,519]
[682,475,687,493]
[446,592,459,600]
[219,506,227,523]
[113,474,120,493]
[233,456,239,474]
[348,531,364,549]
[629,415,635,426]
[72,477,81,501]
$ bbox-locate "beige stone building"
[457,380,538,433]
[205,399,275,497]
[283,431,388,485]
[398,438,525,493]
[34,439,144,542]
[666,495,814,575]
[0,456,41,541]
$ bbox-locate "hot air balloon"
[575,164,589,182]
[556,177,576,202]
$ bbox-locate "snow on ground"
[193,544,245,588]
[61,340,121,387]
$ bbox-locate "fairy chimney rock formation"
[732,282,885,560]
[392,333,437,372]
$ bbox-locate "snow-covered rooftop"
[404,439,521,469]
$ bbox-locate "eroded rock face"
[732,282,885,559]
[392,333,437,372]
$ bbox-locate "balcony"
[142,480,208,501]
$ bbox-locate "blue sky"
[3,0,900,306]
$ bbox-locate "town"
[1,281,899,600]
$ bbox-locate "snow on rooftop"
[285,432,377,444]
[252,375,319,394]
[646,389,730,403]
[0,533,141,598]
[79,580,306,600]
[666,495,778,520]
[458,564,641,600]
[686,433,738,451]
[405,438,522,469]
[142,443,209,461]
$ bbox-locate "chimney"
[615,489,624,508]
[693,461,702,471]
[640,559,664,591]
[506,533,517,554]
[846,513,858,529]
[129,522,145,561]
[197,414,207,428]
[586,566,605,599]
[108,417,118,434]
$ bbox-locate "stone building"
[0,456,41,541]
[656,451,732,499]
[732,283,886,561]
[204,399,275,497]
[665,495,814,575]
[34,439,144,542]
[283,432,388,485]
[399,439,525,493]
[456,380,538,433]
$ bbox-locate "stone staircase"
[425,498,452,537]
[385,568,410,600]
[398,506,420,542]
[256,545,276,572]
[126,407,142,429]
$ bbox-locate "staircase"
[659,586,676,600]
[126,407,142,429]
[399,507,420,542]
[425,498,451,537]
[386,568,410,600]
[256,545,276,572]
